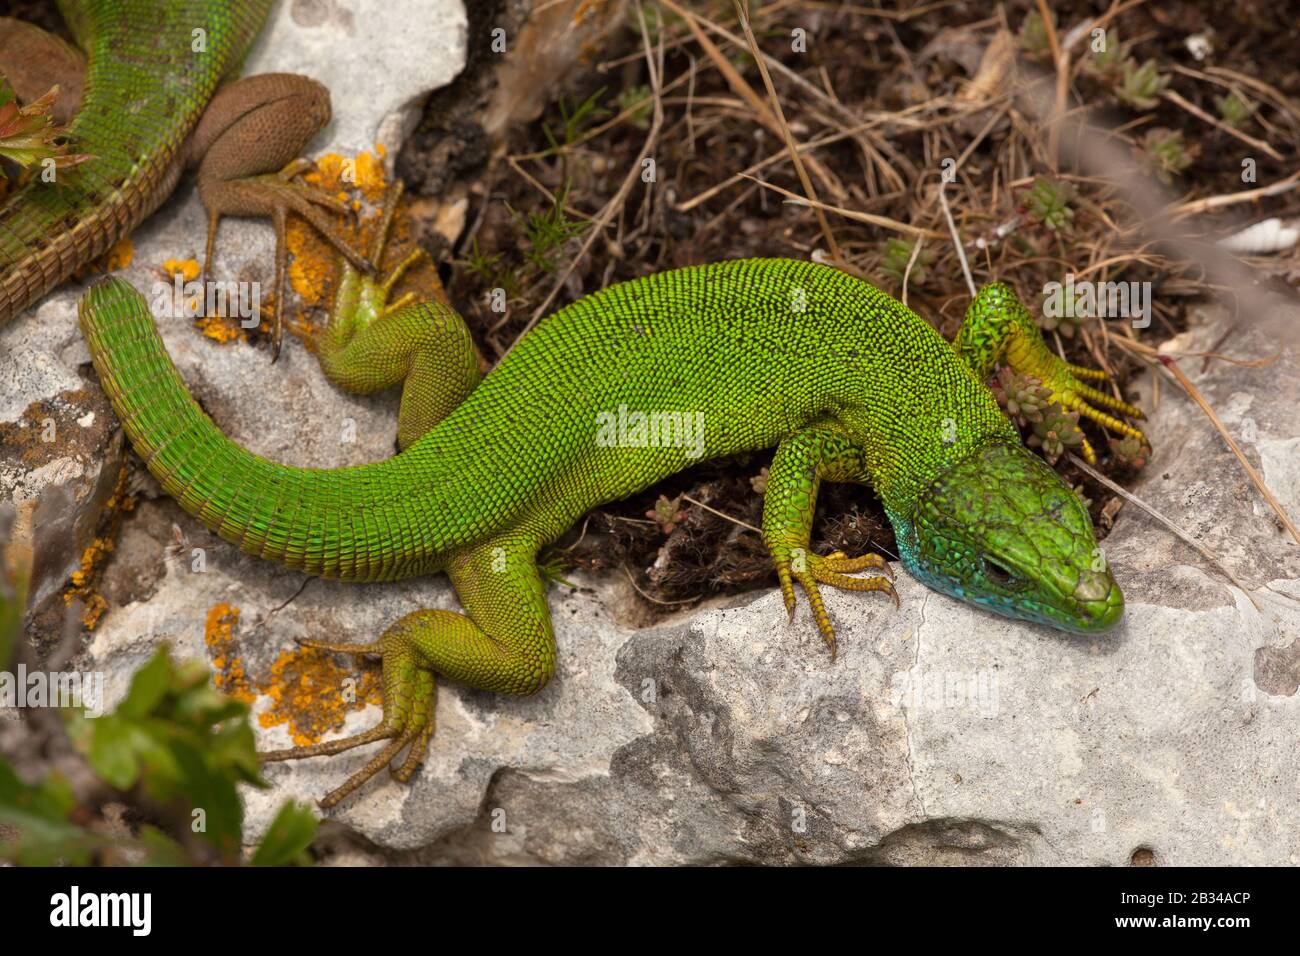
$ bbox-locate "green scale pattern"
[79,255,1126,806]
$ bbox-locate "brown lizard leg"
[183,73,373,359]
[0,17,85,123]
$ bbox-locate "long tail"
[78,278,435,582]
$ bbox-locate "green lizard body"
[79,186,1144,804]
[0,0,367,339]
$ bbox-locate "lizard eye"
[980,557,1021,589]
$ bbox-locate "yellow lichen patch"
[204,602,255,703]
[62,466,134,631]
[160,257,200,283]
[283,146,449,345]
[202,602,382,745]
[98,238,133,272]
[193,311,246,345]
[254,644,383,747]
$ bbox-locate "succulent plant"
[1116,58,1168,110]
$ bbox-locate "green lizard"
[0,0,368,354]
[78,184,1146,808]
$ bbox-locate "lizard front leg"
[261,537,556,808]
[953,282,1146,463]
[183,73,374,359]
[317,182,482,450]
[763,425,896,660]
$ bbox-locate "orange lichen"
[255,645,383,747]
[62,466,134,630]
[72,237,133,279]
[283,146,448,345]
[160,257,200,283]
[193,311,246,344]
[202,600,383,745]
[204,603,254,703]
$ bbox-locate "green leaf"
[251,801,318,866]
[118,646,174,718]
[88,713,144,789]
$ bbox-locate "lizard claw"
[775,549,896,660]
[260,632,436,809]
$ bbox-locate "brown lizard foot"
[185,72,375,360]
[201,158,373,360]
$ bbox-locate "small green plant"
[1116,59,1168,110]
[991,367,1053,426]
[1109,434,1150,469]
[1142,127,1193,184]
[542,86,610,154]
[1071,483,1093,510]
[879,238,933,288]
[0,645,317,865]
[1215,91,1256,129]
[1029,407,1085,463]
[646,494,688,535]
[617,84,653,130]
[1026,177,1076,232]
[1086,30,1125,77]
[509,186,589,274]
[1017,11,1052,58]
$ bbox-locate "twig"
[731,0,842,262]
[1154,355,1300,546]
[1160,89,1284,162]
[740,174,945,239]
[1167,168,1300,219]
[622,563,697,606]
[1067,453,1261,610]
[938,181,976,297]
[681,494,762,535]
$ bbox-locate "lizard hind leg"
[184,72,374,359]
[317,181,483,450]
[260,539,556,809]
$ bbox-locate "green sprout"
[1116,59,1168,110]
[1087,29,1125,77]
[1029,407,1085,463]
[1026,177,1076,232]
[542,86,609,154]
[617,84,653,130]
[991,367,1053,426]
[1215,91,1256,129]
[1142,127,1193,184]
[1109,434,1151,470]
[646,494,688,535]
[1017,11,1052,58]
[508,185,589,274]
[879,238,933,289]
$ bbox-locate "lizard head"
[896,441,1123,633]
